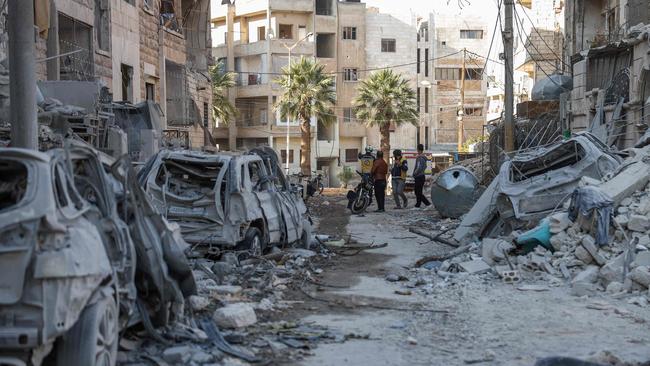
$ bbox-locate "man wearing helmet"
[358,146,376,177]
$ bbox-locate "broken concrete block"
[189,295,210,311]
[614,214,629,228]
[627,214,650,232]
[634,251,650,267]
[571,265,600,284]
[581,236,606,266]
[596,157,650,205]
[621,197,633,206]
[213,303,258,328]
[211,262,235,282]
[617,206,629,215]
[163,346,194,364]
[606,281,624,294]
[574,245,593,264]
[458,259,491,274]
[481,238,513,266]
[550,231,572,251]
[549,212,571,234]
[599,254,625,285]
[571,282,597,297]
[629,266,650,288]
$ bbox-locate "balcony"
[316,140,340,158]
[270,0,313,12]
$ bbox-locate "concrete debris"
[213,303,258,329]
[163,345,195,364]
[458,259,492,274]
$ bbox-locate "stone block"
[163,346,194,364]
[628,214,650,232]
[599,253,625,285]
[571,265,600,284]
[213,303,258,328]
[634,251,650,267]
[581,236,606,266]
[458,259,492,274]
[629,266,650,288]
[574,245,593,264]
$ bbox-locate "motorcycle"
[306,172,325,197]
[347,171,374,214]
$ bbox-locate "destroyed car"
[455,133,623,240]
[0,143,195,366]
[138,147,311,255]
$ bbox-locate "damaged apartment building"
[565,0,650,148]
[211,0,491,185]
[0,0,213,156]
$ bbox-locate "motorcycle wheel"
[350,194,370,214]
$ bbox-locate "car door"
[248,159,282,244]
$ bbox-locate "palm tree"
[209,61,237,126]
[353,69,418,162]
[275,57,336,175]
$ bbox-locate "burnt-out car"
[0,143,195,366]
[138,147,311,255]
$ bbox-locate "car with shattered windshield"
[138,147,311,256]
[0,143,195,366]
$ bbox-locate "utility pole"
[457,48,466,153]
[503,0,515,152]
[8,0,37,149]
[226,2,237,151]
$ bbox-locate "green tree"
[353,69,418,162]
[275,57,336,175]
[209,61,237,126]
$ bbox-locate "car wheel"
[56,291,118,366]
[300,219,312,249]
[236,227,263,257]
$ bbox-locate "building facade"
[565,0,650,148]
[1,0,213,149]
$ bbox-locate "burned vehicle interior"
[509,140,587,182]
[0,159,27,212]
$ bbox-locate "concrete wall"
[111,0,140,102]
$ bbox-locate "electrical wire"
[516,3,570,70]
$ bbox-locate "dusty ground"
[276,192,650,366]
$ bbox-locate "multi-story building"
[427,13,489,151]
[1,0,213,149]
[565,0,650,148]
[211,0,368,183]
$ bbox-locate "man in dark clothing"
[371,151,388,212]
[413,144,431,209]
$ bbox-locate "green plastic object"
[515,218,552,253]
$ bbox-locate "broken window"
[121,64,133,102]
[249,162,270,191]
[279,24,292,39]
[95,0,110,52]
[381,38,396,52]
[316,33,335,58]
[58,14,94,81]
[460,29,483,39]
[342,27,356,40]
[161,0,181,33]
[343,68,358,82]
[345,149,359,163]
[464,107,483,116]
[0,160,27,213]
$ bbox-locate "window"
[260,109,267,125]
[343,68,358,82]
[281,150,294,164]
[316,0,333,15]
[460,30,483,39]
[279,24,292,39]
[417,48,420,74]
[345,149,359,163]
[203,102,209,127]
[298,25,307,40]
[424,48,429,76]
[146,82,155,101]
[465,68,483,80]
[425,90,429,113]
[441,41,447,46]
[343,108,356,123]
[95,0,110,52]
[316,33,335,58]
[258,26,266,41]
[58,14,93,80]
[121,64,133,102]
[464,107,483,116]
[381,38,396,52]
[435,67,460,80]
[342,27,357,40]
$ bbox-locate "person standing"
[391,149,408,209]
[413,144,432,209]
[371,151,388,212]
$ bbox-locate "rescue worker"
[391,149,408,209]
[371,151,388,212]
[358,146,375,178]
